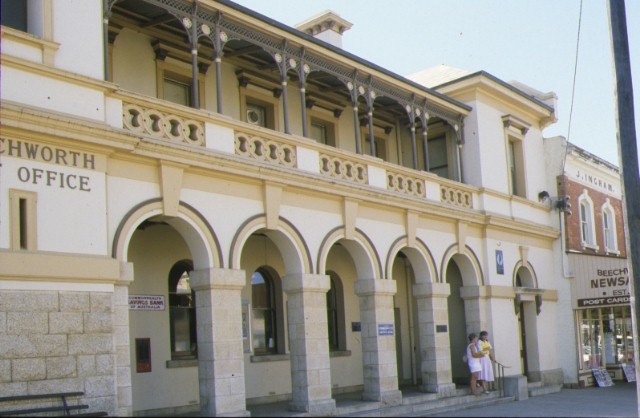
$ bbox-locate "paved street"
[432,382,638,417]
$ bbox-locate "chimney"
[295,10,352,48]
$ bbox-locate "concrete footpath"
[431,381,638,418]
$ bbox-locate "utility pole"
[607,0,640,409]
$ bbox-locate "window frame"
[240,86,280,131]
[361,123,390,161]
[168,259,198,360]
[326,271,347,352]
[502,115,529,198]
[250,267,285,356]
[602,200,619,254]
[155,57,205,109]
[426,134,449,178]
[1,0,52,39]
[307,107,338,147]
[579,192,598,249]
[9,189,37,250]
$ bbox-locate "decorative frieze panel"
[440,185,473,208]
[122,103,205,146]
[319,154,368,184]
[234,132,297,168]
[387,172,426,198]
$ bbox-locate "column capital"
[354,278,396,296]
[282,273,330,293]
[413,282,450,298]
[116,262,134,286]
[190,268,245,291]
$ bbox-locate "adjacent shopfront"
[570,255,632,386]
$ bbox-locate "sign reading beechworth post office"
[572,255,630,308]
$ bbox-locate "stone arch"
[440,244,484,285]
[229,214,312,275]
[512,261,538,288]
[316,227,382,279]
[112,198,222,270]
[385,236,437,284]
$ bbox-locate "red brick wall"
[558,176,626,257]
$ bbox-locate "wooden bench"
[0,392,108,416]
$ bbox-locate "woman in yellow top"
[476,330,495,394]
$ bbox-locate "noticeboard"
[621,363,636,382]
[592,368,615,387]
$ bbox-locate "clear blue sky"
[231,0,639,170]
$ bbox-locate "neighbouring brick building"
[545,136,630,387]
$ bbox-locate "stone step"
[338,390,515,417]
[528,383,563,397]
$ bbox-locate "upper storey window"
[502,115,529,198]
[1,0,27,32]
[579,192,597,249]
[427,135,449,178]
[1,0,49,38]
[308,111,337,147]
[602,200,618,254]
[163,75,192,107]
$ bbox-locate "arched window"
[602,201,618,253]
[579,193,596,248]
[168,260,197,359]
[326,271,347,352]
[252,269,277,354]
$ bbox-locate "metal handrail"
[492,360,511,397]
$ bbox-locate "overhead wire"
[562,0,584,175]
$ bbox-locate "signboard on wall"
[129,295,165,311]
[378,323,394,336]
[570,255,630,309]
[495,250,504,275]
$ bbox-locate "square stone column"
[282,274,336,415]
[413,282,456,396]
[190,268,249,417]
[354,279,402,406]
[114,263,134,417]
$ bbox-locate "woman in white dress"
[476,330,495,394]
[466,333,485,396]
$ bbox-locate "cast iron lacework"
[234,133,297,168]
[122,103,205,146]
[440,185,472,208]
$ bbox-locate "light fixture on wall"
[538,190,550,203]
[554,195,572,216]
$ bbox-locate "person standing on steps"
[477,330,495,394]
[466,333,486,396]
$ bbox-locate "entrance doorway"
[518,301,529,376]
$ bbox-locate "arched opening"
[515,266,541,380]
[324,241,362,395]
[391,251,420,387]
[445,260,467,385]
[127,218,201,414]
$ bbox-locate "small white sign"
[129,295,165,311]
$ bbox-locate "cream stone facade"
[1,1,570,416]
